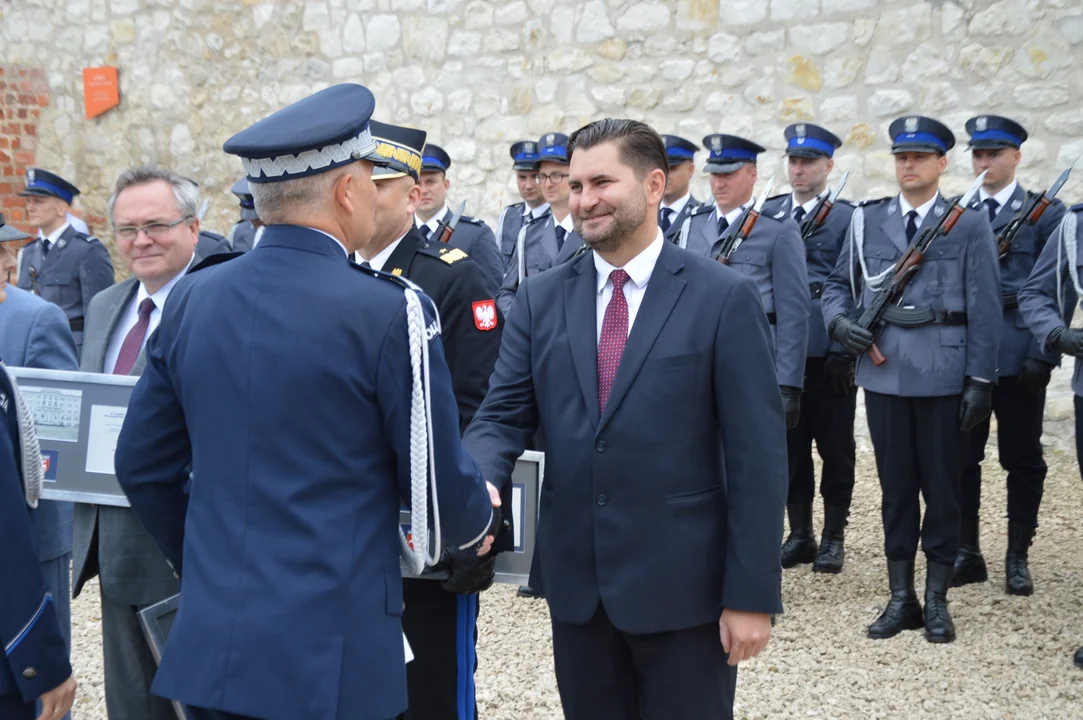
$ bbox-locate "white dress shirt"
[37,222,70,251]
[978,179,1018,217]
[593,230,665,343]
[554,211,575,235]
[416,204,450,238]
[524,202,550,220]
[104,254,195,373]
[661,192,692,220]
[790,191,825,220]
[898,192,940,228]
[353,234,405,271]
[714,201,752,229]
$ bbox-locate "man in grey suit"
[0,213,79,720]
[73,165,201,720]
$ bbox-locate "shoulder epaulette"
[1071,203,1083,213]
[504,201,525,211]
[72,230,98,243]
[765,193,789,203]
[690,204,715,217]
[190,251,244,273]
[419,243,470,265]
[858,196,892,207]
[460,215,485,226]
[350,263,424,292]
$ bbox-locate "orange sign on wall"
[83,67,119,120]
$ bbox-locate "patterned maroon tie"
[598,269,630,413]
[112,298,156,375]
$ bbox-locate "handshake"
[432,482,506,595]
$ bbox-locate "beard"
[574,187,647,253]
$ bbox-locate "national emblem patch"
[472,299,498,331]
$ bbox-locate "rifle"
[799,171,850,242]
[713,176,775,265]
[432,200,466,244]
[858,171,987,367]
[995,166,1071,259]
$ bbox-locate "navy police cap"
[371,121,427,181]
[661,135,699,165]
[230,177,259,221]
[509,140,540,170]
[702,134,766,174]
[19,168,80,204]
[888,115,956,155]
[223,84,383,183]
[966,115,1028,150]
[0,213,31,243]
[784,123,842,158]
[537,133,570,164]
[421,144,451,173]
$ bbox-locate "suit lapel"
[554,230,585,263]
[539,217,561,261]
[881,197,909,254]
[699,211,717,254]
[39,226,75,274]
[564,257,600,427]
[597,242,686,435]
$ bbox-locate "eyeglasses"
[114,216,192,242]
[534,172,569,185]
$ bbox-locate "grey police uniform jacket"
[425,208,503,294]
[496,212,585,317]
[17,225,115,351]
[821,193,1001,397]
[766,194,855,359]
[976,185,1065,377]
[1018,204,1083,396]
[661,195,703,245]
[677,204,811,388]
[497,202,528,270]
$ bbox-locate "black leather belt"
[809,282,823,300]
[1002,292,1018,310]
[766,312,777,325]
[69,317,84,332]
[882,306,967,328]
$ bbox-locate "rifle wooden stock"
[868,342,886,366]
[436,226,453,243]
[739,210,759,237]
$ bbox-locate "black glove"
[780,385,801,430]
[1018,358,1054,396]
[824,353,855,396]
[959,378,993,432]
[828,315,874,355]
[1049,327,1083,357]
[436,547,498,595]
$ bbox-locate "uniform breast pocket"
[45,272,73,286]
[939,327,967,347]
[729,249,768,278]
[926,245,962,288]
[862,249,892,278]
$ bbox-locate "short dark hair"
[568,119,668,181]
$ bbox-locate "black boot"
[1074,646,1083,669]
[1005,521,1035,596]
[868,560,924,639]
[813,505,847,574]
[781,503,818,568]
[924,561,956,643]
[517,585,543,598]
[952,517,988,587]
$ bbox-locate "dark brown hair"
[568,119,668,181]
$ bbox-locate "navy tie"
[659,208,673,232]
[555,225,567,251]
[905,210,919,243]
[983,198,999,224]
[717,215,729,238]
[793,207,806,225]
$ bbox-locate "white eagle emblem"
[525,142,535,153]
[473,300,497,331]
[904,116,919,133]
[711,136,722,150]
[1012,199,1023,211]
[976,116,988,132]
[934,204,945,217]
[546,133,555,144]
[796,124,806,138]
[26,169,35,183]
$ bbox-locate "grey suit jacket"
[0,286,79,561]
[72,276,181,604]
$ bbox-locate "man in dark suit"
[463,119,787,719]
[0,362,77,720]
[357,120,505,720]
[72,165,203,720]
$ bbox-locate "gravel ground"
[69,437,1083,719]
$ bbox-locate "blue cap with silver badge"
[421,144,451,173]
[965,115,1028,150]
[888,115,956,155]
[223,83,383,183]
[537,133,570,164]
[702,134,766,174]
[18,168,80,204]
[230,177,259,222]
[661,135,699,165]
[784,123,842,158]
[509,140,540,170]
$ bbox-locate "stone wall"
[1,0,1082,447]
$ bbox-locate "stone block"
[706,32,740,63]
[448,31,483,57]
[957,44,1013,78]
[675,0,717,32]
[824,55,861,89]
[465,1,494,28]
[777,96,814,122]
[616,3,671,33]
[868,89,914,117]
[332,57,365,78]
[447,89,473,113]
[865,47,899,84]
[302,1,331,31]
[822,0,875,12]
[578,1,616,42]
[789,22,850,56]
[1044,111,1083,136]
[366,15,401,51]
[874,4,931,46]
[819,96,858,124]
[551,7,575,44]
[743,30,785,56]
[1013,28,1072,78]
[496,1,529,24]
[1014,82,1070,109]
[1058,15,1083,45]
[784,55,822,92]
[403,17,449,61]
[535,77,559,103]
[718,0,766,25]
[342,14,365,54]
[969,0,1031,35]
[411,87,444,116]
[661,58,696,82]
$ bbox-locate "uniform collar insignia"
[1011,198,1022,210]
[887,202,897,216]
[933,204,945,217]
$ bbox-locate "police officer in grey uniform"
[774,123,858,574]
[658,135,703,244]
[1017,201,1083,670]
[415,144,504,293]
[225,177,262,252]
[955,116,1066,596]
[17,169,114,353]
[496,141,548,271]
[496,133,585,317]
[677,134,810,428]
[822,115,1000,644]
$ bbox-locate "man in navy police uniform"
[495,141,548,271]
[0,358,77,720]
[464,119,786,719]
[225,177,263,252]
[954,115,1066,597]
[658,134,703,244]
[17,168,115,353]
[822,115,1000,644]
[415,144,504,293]
[773,123,858,575]
[113,83,498,720]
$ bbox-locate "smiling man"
[464,119,786,719]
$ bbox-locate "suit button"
[597,494,608,506]
[22,667,37,679]
[596,441,606,452]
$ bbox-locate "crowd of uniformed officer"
[4,95,1083,720]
